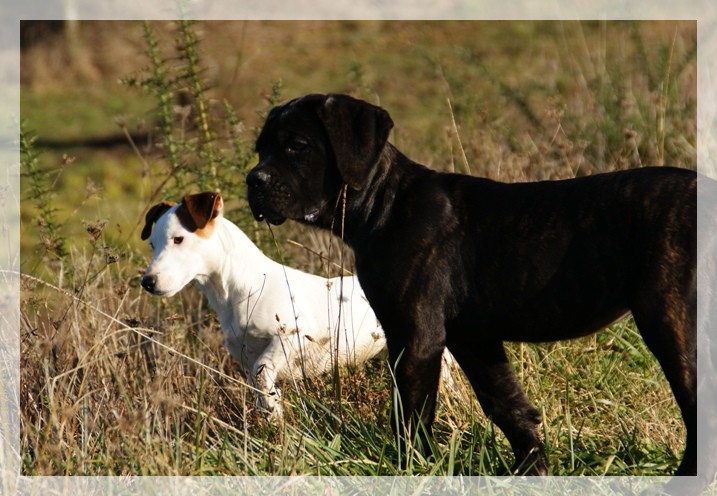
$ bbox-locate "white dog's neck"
[192,218,273,321]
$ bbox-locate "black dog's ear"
[318,94,394,190]
[141,201,176,240]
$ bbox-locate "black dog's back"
[360,163,695,343]
[444,167,697,342]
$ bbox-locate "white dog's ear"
[317,94,394,191]
[141,201,176,240]
[181,192,223,231]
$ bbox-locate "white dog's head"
[141,191,223,297]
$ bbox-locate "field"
[19,20,696,478]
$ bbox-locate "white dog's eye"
[173,236,184,245]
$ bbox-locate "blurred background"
[20,20,696,271]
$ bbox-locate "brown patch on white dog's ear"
[318,94,394,190]
[177,191,223,238]
[141,201,176,240]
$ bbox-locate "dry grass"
[19,252,683,475]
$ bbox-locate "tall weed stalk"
[122,21,262,222]
[20,122,67,263]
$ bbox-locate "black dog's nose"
[246,169,271,189]
[141,275,156,293]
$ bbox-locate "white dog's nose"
[141,275,157,293]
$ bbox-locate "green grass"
[20,83,154,143]
[19,20,694,477]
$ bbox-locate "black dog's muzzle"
[246,168,287,225]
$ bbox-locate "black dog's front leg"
[387,325,445,462]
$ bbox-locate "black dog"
[246,93,696,476]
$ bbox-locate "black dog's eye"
[173,236,184,245]
[286,137,309,154]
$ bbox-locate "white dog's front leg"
[252,348,286,420]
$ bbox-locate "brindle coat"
[246,93,696,477]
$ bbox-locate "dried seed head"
[84,220,107,241]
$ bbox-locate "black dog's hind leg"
[631,298,697,477]
[449,339,548,475]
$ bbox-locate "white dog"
[140,191,388,419]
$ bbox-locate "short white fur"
[142,193,387,419]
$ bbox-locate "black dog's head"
[246,93,394,226]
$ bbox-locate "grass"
[19,83,154,144]
[19,261,682,476]
[19,20,695,477]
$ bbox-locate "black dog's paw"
[511,449,549,476]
